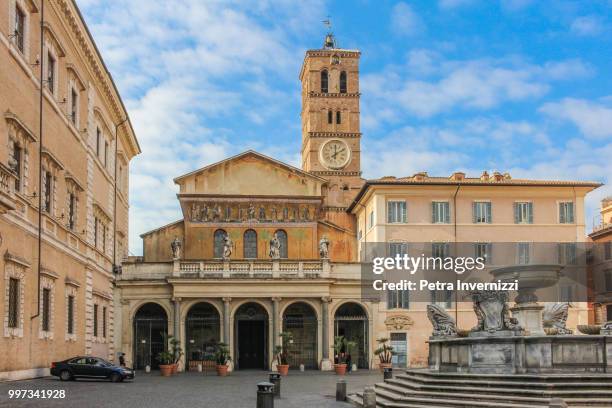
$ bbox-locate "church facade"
[115,35,600,371]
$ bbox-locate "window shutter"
[401,201,407,223]
[569,203,574,223]
[486,203,492,223]
[432,202,436,223]
[445,202,450,224]
[487,243,493,264]
[387,201,392,223]
[472,202,477,223]
[528,202,533,224]
[514,203,519,224]
[559,203,565,224]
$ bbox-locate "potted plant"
[214,342,231,376]
[333,336,356,375]
[374,337,396,372]
[274,332,293,376]
[157,351,174,377]
[169,336,183,374]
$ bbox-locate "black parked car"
[51,356,135,382]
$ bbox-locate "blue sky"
[76,0,612,255]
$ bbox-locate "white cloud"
[391,3,425,37]
[540,98,612,139]
[570,16,605,36]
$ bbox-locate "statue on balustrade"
[222,234,233,261]
[170,236,182,259]
[269,233,281,260]
[248,203,256,220]
[426,304,457,337]
[319,236,330,259]
[543,302,573,334]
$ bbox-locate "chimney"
[413,172,428,181]
[493,172,504,182]
[450,172,465,181]
[480,171,489,181]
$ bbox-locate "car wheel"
[110,373,122,383]
[59,370,72,381]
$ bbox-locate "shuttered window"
[8,278,19,328]
[472,202,492,223]
[559,202,574,224]
[514,202,533,224]
[42,288,50,332]
[67,295,74,335]
[432,201,450,224]
[387,201,406,223]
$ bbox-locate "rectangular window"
[336,111,341,124]
[473,201,492,223]
[514,202,533,224]
[43,171,52,213]
[518,242,530,264]
[15,6,25,53]
[431,289,452,308]
[559,202,574,224]
[558,243,577,265]
[432,201,450,224]
[474,243,492,264]
[47,52,55,94]
[10,142,22,192]
[369,210,374,229]
[432,242,449,259]
[387,289,409,309]
[387,201,407,223]
[94,217,99,247]
[104,141,109,167]
[71,88,78,125]
[68,193,76,230]
[389,242,408,257]
[93,304,98,337]
[390,333,407,368]
[67,295,74,335]
[8,278,19,328]
[102,306,107,338]
[327,110,332,124]
[42,288,50,332]
[96,128,101,156]
[605,270,612,292]
[102,224,107,252]
[605,242,612,261]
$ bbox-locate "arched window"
[321,70,328,93]
[336,111,341,124]
[327,110,333,124]
[339,71,347,93]
[244,229,257,258]
[275,230,288,259]
[214,229,226,258]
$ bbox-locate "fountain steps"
[348,369,612,407]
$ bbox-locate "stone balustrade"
[175,259,328,278]
[0,163,17,214]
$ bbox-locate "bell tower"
[299,33,363,215]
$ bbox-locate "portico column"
[222,297,231,344]
[320,297,333,371]
[172,297,183,371]
[272,297,281,347]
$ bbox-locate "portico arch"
[185,302,221,368]
[234,302,269,370]
[282,302,318,369]
[133,302,168,370]
[334,301,369,369]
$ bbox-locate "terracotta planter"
[159,364,173,377]
[277,364,289,376]
[379,363,392,373]
[172,363,178,374]
[334,363,347,375]
[216,364,229,377]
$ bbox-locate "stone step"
[358,388,546,408]
[386,378,612,399]
[397,373,612,390]
[376,381,551,406]
[404,369,612,384]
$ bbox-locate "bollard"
[362,386,376,408]
[549,398,568,408]
[336,379,347,401]
[256,381,274,408]
[269,372,281,398]
[383,367,393,380]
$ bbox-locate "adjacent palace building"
[1,1,140,380]
[115,33,600,372]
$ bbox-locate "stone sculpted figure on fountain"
[542,302,573,334]
[426,304,457,337]
[470,290,522,335]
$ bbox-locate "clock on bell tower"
[299,32,363,211]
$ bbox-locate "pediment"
[175,150,326,197]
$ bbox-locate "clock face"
[320,139,351,170]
